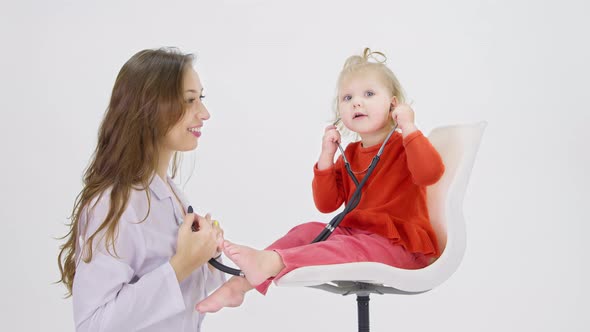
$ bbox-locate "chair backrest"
[426,122,486,269]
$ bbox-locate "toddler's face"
[338,71,393,135]
[161,68,210,153]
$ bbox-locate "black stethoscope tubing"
[208,123,398,277]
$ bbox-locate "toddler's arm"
[403,131,445,186]
[312,160,345,212]
[312,125,346,212]
[393,104,444,186]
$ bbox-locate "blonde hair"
[333,48,406,137]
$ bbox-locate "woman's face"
[162,68,210,153]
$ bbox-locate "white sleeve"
[72,197,185,331]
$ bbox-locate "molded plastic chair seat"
[275,122,487,331]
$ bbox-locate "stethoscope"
[208,118,399,277]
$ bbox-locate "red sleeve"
[312,158,346,213]
[403,130,445,186]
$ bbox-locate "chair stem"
[357,295,370,332]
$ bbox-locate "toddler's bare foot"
[195,277,252,313]
[223,240,285,287]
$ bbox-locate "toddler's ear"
[390,96,398,110]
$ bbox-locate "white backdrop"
[1,0,588,331]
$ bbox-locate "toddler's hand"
[321,125,341,157]
[391,104,417,136]
[317,125,341,170]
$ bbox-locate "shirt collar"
[148,174,172,200]
[148,174,190,211]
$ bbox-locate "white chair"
[276,122,487,332]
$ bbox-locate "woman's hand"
[318,125,341,170]
[212,219,224,258]
[391,104,418,137]
[170,213,219,282]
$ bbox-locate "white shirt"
[72,175,225,331]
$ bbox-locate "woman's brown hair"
[57,48,194,296]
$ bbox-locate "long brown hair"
[57,48,194,296]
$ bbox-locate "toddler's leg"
[264,221,332,251]
[255,229,428,294]
[218,223,349,292]
[196,223,350,313]
[253,221,348,292]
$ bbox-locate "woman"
[57,47,224,331]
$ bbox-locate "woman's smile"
[188,126,202,137]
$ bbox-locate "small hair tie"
[363,47,387,64]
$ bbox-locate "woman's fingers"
[195,214,212,232]
[180,212,196,232]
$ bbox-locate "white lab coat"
[72,175,225,331]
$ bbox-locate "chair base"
[308,281,425,332]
